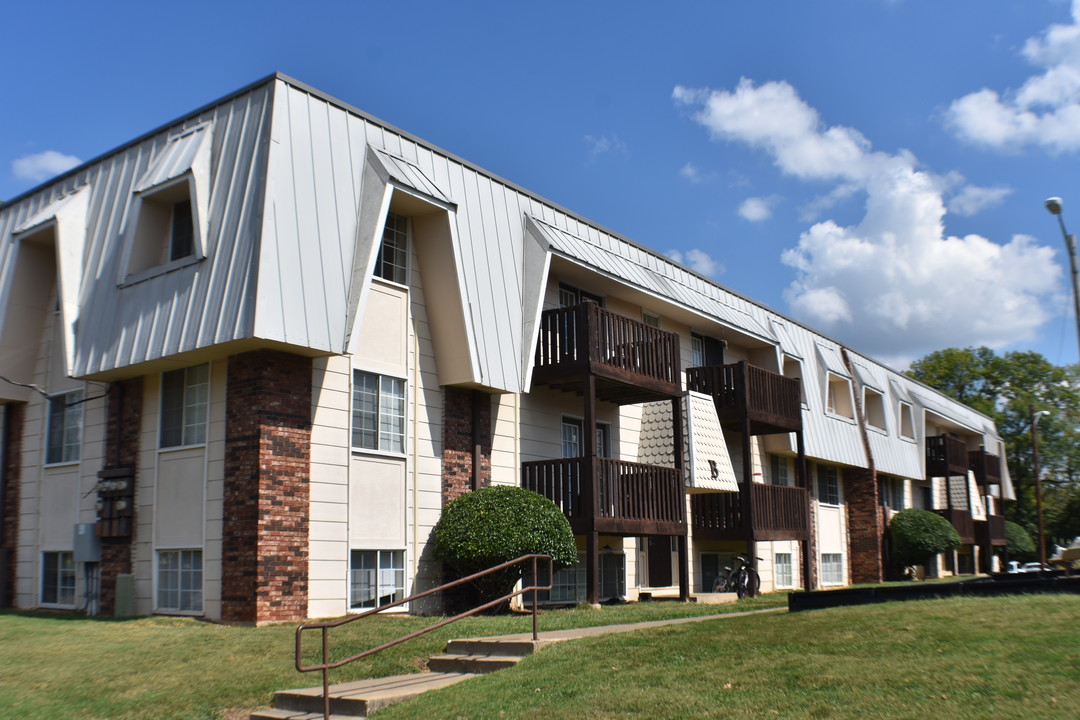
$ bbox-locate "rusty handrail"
[295,553,553,720]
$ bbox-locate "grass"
[373,593,1080,720]
[2,591,1074,720]
[0,595,781,720]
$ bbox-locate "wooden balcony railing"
[932,508,975,545]
[926,435,969,478]
[521,456,684,534]
[975,514,1008,547]
[691,484,809,541]
[533,303,681,395]
[968,449,1002,487]
[685,361,801,433]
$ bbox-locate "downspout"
[471,390,482,491]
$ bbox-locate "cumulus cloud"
[680,162,705,182]
[584,132,627,161]
[675,79,1061,358]
[947,184,1013,216]
[666,248,725,277]
[947,1,1080,152]
[12,150,81,182]
[738,195,780,222]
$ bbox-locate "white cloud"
[738,196,779,222]
[947,184,1013,216]
[680,162,704,182]
[675,79,1061,358]
[12,150,81,182]
[947,1,1080,152]
[666,248,724,277]
[584,133,627,161]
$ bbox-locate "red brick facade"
[442,388,491,504]
[222,350,312,624]
[99,378,142,615]
[1,403,24,608]
[844,466,885,584]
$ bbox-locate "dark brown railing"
[933,508,975,544]
[968,449,1002,487]
[926,435,969,478]
[686,362,801,429]
[534,303,680,385]
[976,513,1008,546]
[692,484,809,539]
[521,457,684,525]
[295,554,553,720]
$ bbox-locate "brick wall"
[844,467,885,584]
[99,378,142,615]
[442,388,491,504]
[222,350,311,624]
[1,403,24,608]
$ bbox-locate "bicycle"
[711,555,760,598]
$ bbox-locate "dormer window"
[170,199,194,261]
[863,387,886,431]
[825,372,854,419]
[898,401,916,440]
[375,213,408,285]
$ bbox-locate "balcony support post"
[796,428,814,590]
[583,373,600,606]
[672,394,689,601]
[740,414,756,571]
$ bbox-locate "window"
[825,373,854,419]
[41,551,75,605]
[157,549,202,612]
[863,387,886,431]
[818,465,840,505]
[160,365,209,448]
[526,553,624,604]
[774,553,793,589]
[350,550,405,609]
[375,213,408,284]
[642,311,661,328]
[561,417,609,458]
[883,476,906,510]
[690,333,725,368]
[352,371,405,453]
[557,283,603,307]
[769,455,790,486]
[783,355,806,406]
[821,553,844,585]
[898,401,916,440]
[690,335,704,368]
[127,181,199,276]
[46,391,83,464]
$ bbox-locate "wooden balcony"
[932,508,975,545]
[975,514,1008,547]
[926,435,969,478]
[521,457,685,536]
[532,303,681,405]
[685,361,802,435]
[968,449,1002,487]
[691,484,809,542]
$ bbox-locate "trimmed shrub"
[889,508,961,569]
[1005,520,1036,560]
[434,486,577,608]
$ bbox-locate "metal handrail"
[294,553,554,720]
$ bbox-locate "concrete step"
[444,637,545,656]
[691,592,738,605]
[250,710,356,720]
[427,652,526,674]
[262,672,475,718]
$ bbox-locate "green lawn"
[0,596,780,720]
[1,592,1075,720]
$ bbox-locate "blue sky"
[4,0,1080,369]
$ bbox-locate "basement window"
[41,551,75,606]
[350,550,405,609]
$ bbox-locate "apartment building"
[0,74,1012,623]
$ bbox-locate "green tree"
[1005,520,1036,560]
[889,508,961,569]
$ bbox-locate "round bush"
[1005,520,1036,560]
[434,486,577,593]
[889,508,961,568]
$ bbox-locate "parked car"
[1020,562,1054,573]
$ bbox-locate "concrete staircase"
[250,636,549,720]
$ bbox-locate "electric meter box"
[73,523,101,563]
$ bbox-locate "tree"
[1005,520,1036,560]
[889,508,961,570]
[433,486,577,610]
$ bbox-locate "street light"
[1030,408,1051,571]
[1044,197,1080,360]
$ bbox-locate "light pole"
[1030,408,1051,570]
[1044,197,1080,360]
